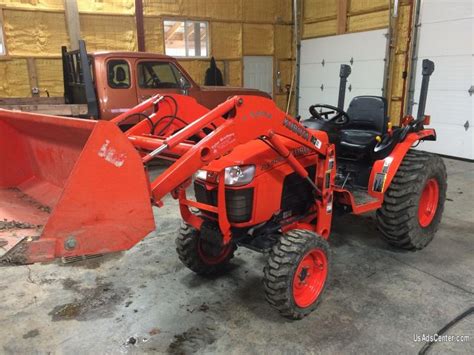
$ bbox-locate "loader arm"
[0,95,334,265]
[127,95,331,203]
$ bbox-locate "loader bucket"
[0,110,155,265]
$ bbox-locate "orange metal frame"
[0,93,436,264]
[126,95,337,243]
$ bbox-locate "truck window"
[138,61,188,89]
[107,60,131,89]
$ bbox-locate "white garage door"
[413,0,473,159]
[299,29,388,117]
[243,56,273,97]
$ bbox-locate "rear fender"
[368,129,436,199]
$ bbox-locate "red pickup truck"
[0,41,269,120]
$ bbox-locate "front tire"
[376,150,447,250]
[263,230,330,320]
[176,223,236,275]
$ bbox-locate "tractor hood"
[202,137,314,177]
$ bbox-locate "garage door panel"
[349,61,386,90]
[300,29,387,115]
[300,61,384,91]
[299,89,338,114]
[417,18,473,56]
[415,123,473,159]
[300,30,387,64]
[413,0,474,159]
[299,87,384,113]
[421,0,473,23]
[414,89,472,126]
[299,62,334,89]
[413,56,473,91]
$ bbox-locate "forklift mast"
[61,40,99,119]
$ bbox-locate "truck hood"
[200,86,271,98]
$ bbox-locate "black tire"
[376,150,447,250]
[263,230,330,320]
[176,223,236,275]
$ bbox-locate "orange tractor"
[0,60,446,319]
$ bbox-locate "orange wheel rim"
[418,178,440,228]
[292,249,328,308]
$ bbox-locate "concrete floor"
[0,157,473,354]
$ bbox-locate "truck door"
[135,60,188,101]
[101,58,138,120]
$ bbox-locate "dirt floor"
[0,157,472,354]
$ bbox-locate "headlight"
[224,165,255,186]
[195,165,256,186]
[195,170,208,181]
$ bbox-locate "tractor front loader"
[0,60,446,319]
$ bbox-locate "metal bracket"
[320,84,324,91]
[464,121,470,131]
[468,85,474,96]
[321,59,325,67]
[349,57,354,65]
[348,84,352,92]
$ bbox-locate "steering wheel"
[146,76,161,87]
[309,104,350,126]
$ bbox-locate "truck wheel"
[263,230,330,320]
[176,223,236,275]
[376,150,447,250]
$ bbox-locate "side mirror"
[179,76,191,90]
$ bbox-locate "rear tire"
[263,230,330,320]
[376,150,447,250]
[176,223,236,275]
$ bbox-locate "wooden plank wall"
[0,0,296,113]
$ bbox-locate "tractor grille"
[194,181,254,223]
[280,165,316,217]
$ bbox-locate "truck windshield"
[137,61,189,89]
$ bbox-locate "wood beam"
[135,0,145,51]
[63,0,81,50]
[165,22,182,41]
[26,58,39,97]
[337,0,348,34]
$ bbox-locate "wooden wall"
[0,0,295,112]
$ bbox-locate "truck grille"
[194,181,253,223]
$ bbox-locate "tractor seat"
[111,66,129,88]
[338,96,389,155]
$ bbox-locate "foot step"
[351,189,379,206]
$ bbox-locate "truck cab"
[92,52,268,120]
[1,41,269,120]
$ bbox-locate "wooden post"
[26,58,39,97]
[135,0,146,52]
[337,0,348,34]
[63,0,81,50]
